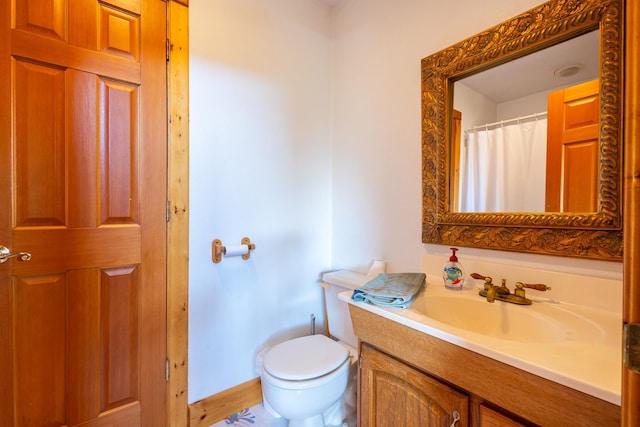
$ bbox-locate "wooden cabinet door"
[360,343,468,426]
[0,0,168,425]
[545,79,599,212]
[479,405,525,427]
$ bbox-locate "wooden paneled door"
[545,79,599,212]
[0,0,168,426]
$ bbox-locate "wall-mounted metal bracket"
[212,239,224,263]
[240,237,254,260]
[624,323,640,374]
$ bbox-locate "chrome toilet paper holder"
[212,237,256,263]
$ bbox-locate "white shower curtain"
[459,118,548,212]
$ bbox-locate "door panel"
[563,140,599,212]
[15,274,67,426]
[101,266,139,411]
[14,59,66,226]
[1,0,167,425]
[100,78,139,224]
[99,5,140,60]
[15,0,66,40]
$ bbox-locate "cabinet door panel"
[360,343,468,426]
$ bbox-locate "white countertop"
[339,282,621,405]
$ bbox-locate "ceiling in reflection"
[459,30,600,103]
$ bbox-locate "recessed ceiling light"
[554,64,584,78]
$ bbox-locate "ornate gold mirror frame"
[421,0,623,260]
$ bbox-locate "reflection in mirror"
[452,30,600,214]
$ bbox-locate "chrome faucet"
[470,273,551,305]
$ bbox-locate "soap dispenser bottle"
[443,247,465,290]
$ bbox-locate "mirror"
[421,0,623,260]
[453,31,600,213]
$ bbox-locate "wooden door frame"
[167,1,190,426]
[623,0,640,424]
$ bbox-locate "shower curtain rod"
[465,111,547,133]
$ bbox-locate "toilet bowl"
[259,260,385,427]
[261,334,351,427]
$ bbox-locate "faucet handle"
[514,282,550,301]
[471,273,507,293]
[522,283,552,292]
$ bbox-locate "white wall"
[497,90,548,120]
[454,82,498,136]
[330,0,545,272]
[188,0,333,401]
[329,0,618,279]
[188,0,623,402]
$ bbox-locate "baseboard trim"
[188,377,263,427]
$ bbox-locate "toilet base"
[257,338,358,427]
[288,414,325,427]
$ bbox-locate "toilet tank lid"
[321,270,367,290]
[263,334,349,381]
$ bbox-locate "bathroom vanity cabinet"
[350,305,620,427]
[360,343,525,426]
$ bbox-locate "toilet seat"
[263,334,349,381]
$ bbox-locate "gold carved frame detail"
[421,0,623,260]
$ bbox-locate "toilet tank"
[321,270,369,348]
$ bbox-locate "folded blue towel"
[352,272,426,309]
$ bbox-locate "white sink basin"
[337,267,622,406]
[411,293,605,343]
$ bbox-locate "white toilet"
[259,261,385,427]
